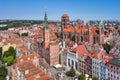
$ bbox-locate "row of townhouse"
[11,54,54,80]
[66,44,120,80]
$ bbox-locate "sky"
[0,0,120,20]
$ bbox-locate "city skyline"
[0,0,120,20]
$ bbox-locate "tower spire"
[44,11,48,29]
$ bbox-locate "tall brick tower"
[61,14,70,40]
[43,12,50,49]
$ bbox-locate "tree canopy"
[78,74,86,80]
[3,46,16,66]
[21,32,28,36]
[67,67,76,77]
[92,77,99,80]
[102,43,112,53]
[0,66,7,80]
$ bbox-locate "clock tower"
[43,12,50,49]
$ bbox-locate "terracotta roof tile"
[20,46,28,51]
[8,39,22,44]
[73,45,89,58]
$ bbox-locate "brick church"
[61,14,105,45]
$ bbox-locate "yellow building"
[2,39,23,55]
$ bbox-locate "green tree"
[2,46,16,66]
[8,46,16,59]
[78,74,86,80]
[3,56,15,66]
[67,67,76,77]
[102,43,112,53]
[3,46,16,59]
[21,32,28,36]
[92,77,99,80]
[0,66,7,80]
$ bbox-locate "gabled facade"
[92,50,106,80]
[66,44,92,77]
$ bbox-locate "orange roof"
[90,26,99,35]
[63,23,99,35]
[8,39,22,45]
[31,33,42,38]
[92,50,106,59]
[64,26,74,33]
[103,55,113,64]
[17,53,39,63]
[13,60,54,80]
[62,14,69,17]
[76,23,88,33]
[73,45,89,58]
[20,46,28,51]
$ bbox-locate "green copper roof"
[98,21,104,29]
[44,12,48,29]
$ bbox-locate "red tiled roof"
[20,46,28,51]
[17,53,39,64]
[8,39,22,44]
[31,33,42,38]
[103,55,113,64]
[90,26,99,35]
[62,14,69,17]
[64,26,74,33]
[92,50,106,59]
[63,23,99,35]
[73,45,89,58]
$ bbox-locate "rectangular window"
[72,60,74,67]
[75,62,77,70]
[68,59,70,67]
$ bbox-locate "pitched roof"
[8,39,22,45]
[109,57,120,66]
[73,45,89,58]
[17,53,39,63]
[20,46,28,51]
[15,61,54,80]
[64,26,74,33]
[103,55,113,64]
[92,50,106,59]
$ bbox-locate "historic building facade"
[66,44,92,77]
[106,57,120,80]
[41,12,60,66]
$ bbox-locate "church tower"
[87,21,93,44]
[43,12,50,49]
[61,14,70,40]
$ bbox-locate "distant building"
[61,14,105,45]
[0,24,7,27]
